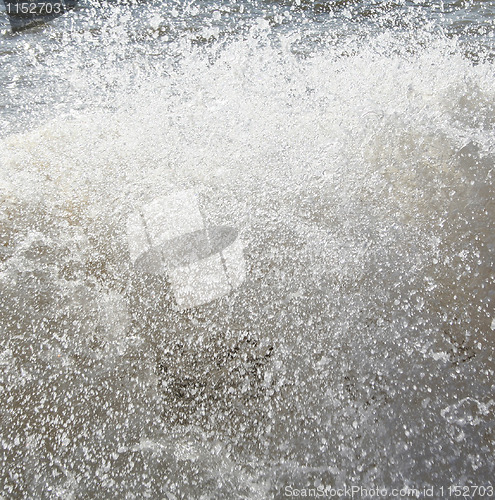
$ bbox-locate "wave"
[0,15,494,499]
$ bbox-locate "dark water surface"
[0,1,494,498]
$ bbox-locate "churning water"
[0,0,494,498]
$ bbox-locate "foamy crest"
[0,14,493,497]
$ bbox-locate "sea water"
[0,1,494,498]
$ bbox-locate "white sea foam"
[0,10,494,498]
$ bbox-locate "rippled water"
[0,1,494,498]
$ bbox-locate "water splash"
[1,4,494,497]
